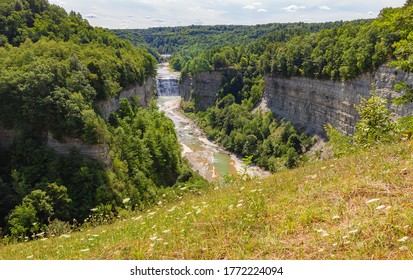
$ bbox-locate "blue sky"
[48,0,406,29]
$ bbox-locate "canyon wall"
[180,66,413,136]
[265,65,413,135]
[179,71,224,111]
[97,77,156,120]
[0,78,155,165]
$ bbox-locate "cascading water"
[156,62,180,96]
[156,62,269,181]
[156,78,180,96]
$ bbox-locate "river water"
[156,63,269,182]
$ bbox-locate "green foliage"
[392,81,413,105]
[196,99,311,171]
[327,94,403,156]
[324,124,355,157]
[354,95,395,145]
[0,1,156,142]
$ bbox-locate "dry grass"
[1,140,412,260]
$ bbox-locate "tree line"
[0,0,204,241]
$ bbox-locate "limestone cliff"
[97,77,156,120]
[265,66,413,135]
[0,78,155,165]
[179,71,223,111]
[180,66,413,136]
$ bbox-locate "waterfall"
[156,77,180,96]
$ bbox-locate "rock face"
[46,132,110,166]
[0,78,155,165]
[180,65,413,136]
[179,71,223,111]
[265,65,413,135]
[97,77,156,120]
[0,128,18,151]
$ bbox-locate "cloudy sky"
[48,0,406,29]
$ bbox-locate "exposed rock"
[46,132,110,166]
[180,65,413,136]
[179,71,223,111]
[0,128,18,150]
[97,77,156,120]
[265,65,413,136]
[0,78,155,164]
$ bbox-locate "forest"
[117,1,413,171]
[0,0,203,241]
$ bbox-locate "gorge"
[156,64,269,181]
[180,65,413,136]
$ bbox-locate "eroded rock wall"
[0,78,155,165]
[179,71,223,111]
[97,77,156,120]
[265,66,413,135]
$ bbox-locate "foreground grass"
[1,141,413,260]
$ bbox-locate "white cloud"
[319,5,331,11]
[47,0,406,29]
[283,5,306,13]
[85,14,99,18]
[243,5,256,10]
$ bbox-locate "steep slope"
[1,140,412,259]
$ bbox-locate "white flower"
[122,197,130,204]
[366,198,380,204]
[398,236,409,243]
[376,205,386,210]
[332,215,340,220]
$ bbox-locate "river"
[156,63,270,182]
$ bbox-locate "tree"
[354,94,395,145]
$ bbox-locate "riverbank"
[157,97,270,181]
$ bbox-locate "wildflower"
[122,198,130,204]
[80,248,90,252]
[163,242,169,246]
[60,234,71,238]
[162,229,171,233]
[399,246,408,251]
[348,229,358,234]
[196,209,201,214]
[27,255,33,259]
[332,215,340,220]
[236,203,243,208]
[376,205,386,210]
[148,211,156,216]
[167,206,176,212]
[149,236,157,241]
[398,236,409,243]
[366,198,380,204]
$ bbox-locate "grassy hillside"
[1,139,412,260]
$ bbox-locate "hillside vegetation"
[1,139,412,259]
[0,0,204,241]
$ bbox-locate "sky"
[48,0,406,29]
